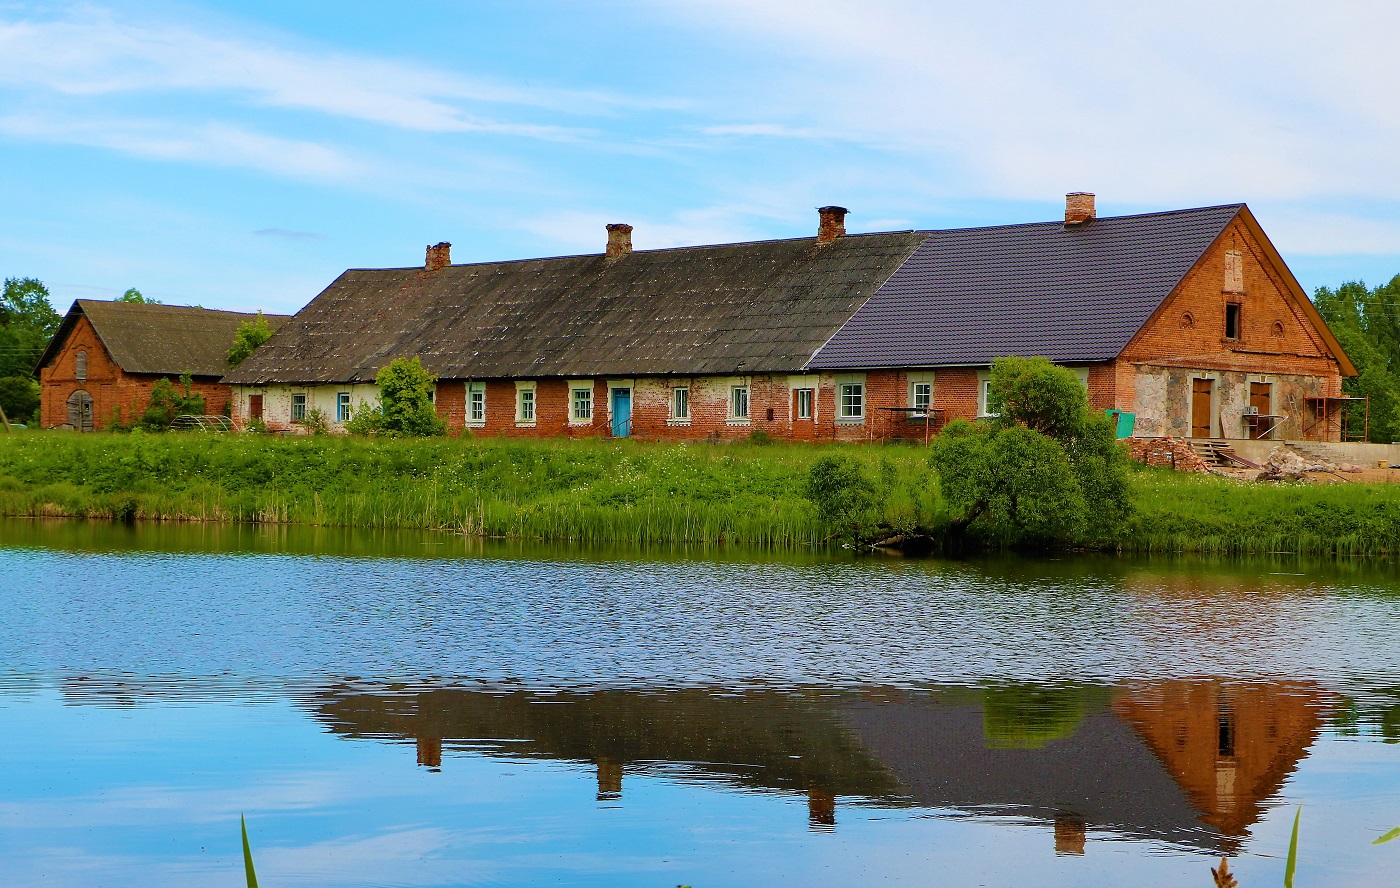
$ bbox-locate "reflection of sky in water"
[1,526,1399,886]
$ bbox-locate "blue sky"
[3,1,1399,314]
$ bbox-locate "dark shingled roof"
[39,301,291,378]
[809,205,1244,369]
[224,232,931,385]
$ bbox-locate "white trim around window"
[515,380,536,426]
[568,379,593,425]
[466,382,486,427]
[727,378,751,425]
[669,384,691,425]
[977,372,997,417]
[836,373,866,424]
[907,371,934,417]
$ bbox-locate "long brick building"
[225,196,1355,442]
[38,301,289,431]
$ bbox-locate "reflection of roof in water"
[307,680,1325,854]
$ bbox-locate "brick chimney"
[425,242,451,272]
[1064,193,1095,227]
[817,206,848,243]
[606,223,633,260]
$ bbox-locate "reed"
[0,432,929,550]
[2,433,1398,556]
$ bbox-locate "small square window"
[1225,303,1242,340]
[572,388,593,422]
[336,392,351,422]
[839,383,864,420]
[672,387,690,421]
[291,393,307,422]
[795,388,814,420]
[518,388,535,423]
[731,386,750,420]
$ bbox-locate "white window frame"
[291,392,307,422]
[907,372,934,419]
[467,382,486,427]
[978,373,998,418]
[836,374,867,424]
[515,381,536,426]
[838,383,865,422]
[336,391,351,423]
[728,383,751,424]
[670,385,690,425]
[795,388,814,420]
[569,381,593,425]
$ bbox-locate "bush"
[138,374,206,431]
[227,313,274,367]
[804,454,878,542]
[345,357,445,437]
[300,407,330,435]
[0,376,40,425]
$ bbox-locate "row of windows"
[276,374,1090,426]
[453,382,871,425]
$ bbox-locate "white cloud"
[0,8,634,136]
[650,0,1400,204]
[0,113,362,179]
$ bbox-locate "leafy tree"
[138,373,205,431]
[345,357,445,436]
[0,277,61,378]
[227,313,275,366]
[0,376,40,425]
[931,357,1130,547]
[1315,278,1400,443]
[116,287,158,304]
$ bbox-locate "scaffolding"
[1303,396,1369,442]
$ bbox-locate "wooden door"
[249,395,264,420]
[1249,383,1272,439]
[66,390,94,432]
[1191,378,1213,438]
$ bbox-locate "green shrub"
[300,407,330,435]
[346,357,445,437]
[804,454,878,542]
[138,374,206,431]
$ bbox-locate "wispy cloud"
[0,113,361,179]
[0,9,630,133]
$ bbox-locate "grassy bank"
[1131,470,1400,557]
[0,432,936,549]
[2,431,1399,556]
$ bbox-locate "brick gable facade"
[39,314,233,430]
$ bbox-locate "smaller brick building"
[37,301,289,430]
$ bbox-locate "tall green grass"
[3,432,1399,556]
[0,432,935,549]
[1129,466,1400,558]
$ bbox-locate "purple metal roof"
[808,204,1244,369]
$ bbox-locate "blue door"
[611,388,632,437]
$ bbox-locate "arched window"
[75,350,88,381]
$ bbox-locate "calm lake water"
[2,519,1399,887]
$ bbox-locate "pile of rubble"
[1125,437,1211,474]
[1256,446,1365,482]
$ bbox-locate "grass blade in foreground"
[242,813,259,888]
[1375,825,1400,845]
[1284,806,1301,888]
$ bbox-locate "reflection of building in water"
[308,679,1324,854]
[1113,681,1324,838]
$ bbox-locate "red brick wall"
[1119,216,1344,388]
[39,314,233,429]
